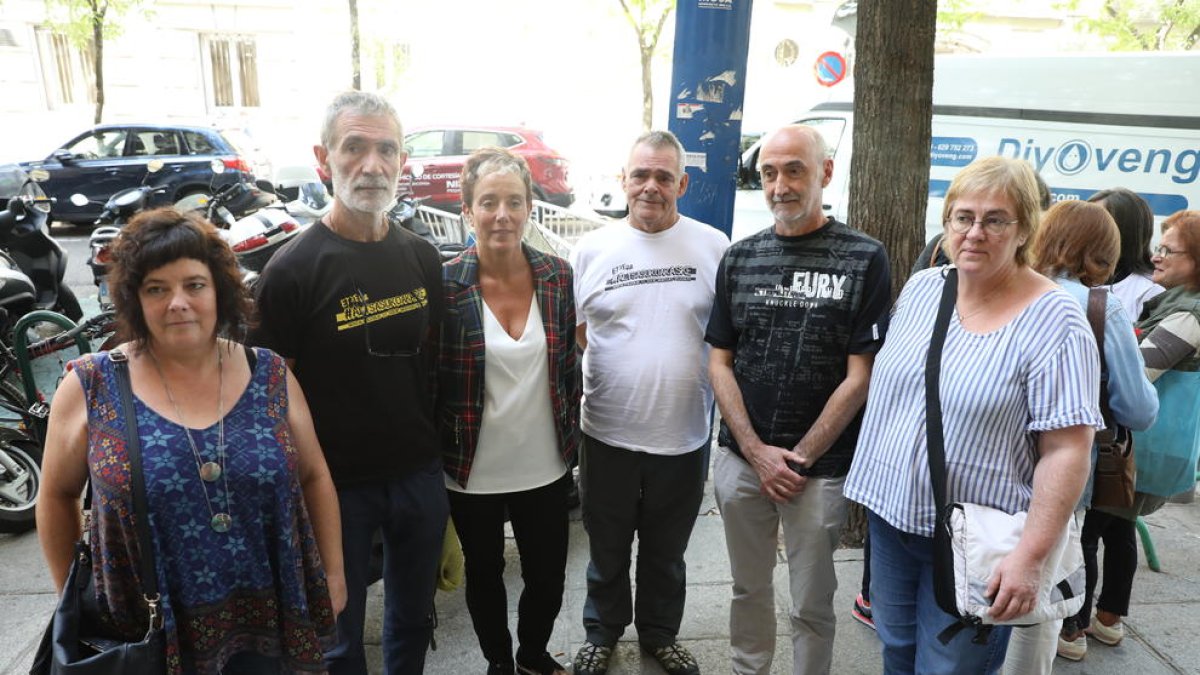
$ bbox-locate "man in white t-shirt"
[570,131,729,675]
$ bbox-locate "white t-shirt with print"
[571,216,729,455]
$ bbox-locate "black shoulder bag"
[31,349,166,674]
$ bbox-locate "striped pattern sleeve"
[1139,311,1200,382]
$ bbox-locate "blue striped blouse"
[844,267,1104,537]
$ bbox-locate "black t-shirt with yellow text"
[251,221,443,486]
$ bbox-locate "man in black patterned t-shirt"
[705,125,891,675]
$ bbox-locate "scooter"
[389,186,465,261]
[87,160,276,306]
[273,165,332,227]
[81,160,174,308]
[0,168,82,324]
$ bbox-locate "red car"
[400,126,573,211]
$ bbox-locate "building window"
[201,34,260,108]
[34,27,95,109]
[370,40,412,91]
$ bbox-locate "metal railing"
[416,201,610,258]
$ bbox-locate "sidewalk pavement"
[4,471,1198,674]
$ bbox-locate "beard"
[331,168,396,214]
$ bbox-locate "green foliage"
[936,0,983,34]
[43,0,146,49]
[1059,0,1200,50]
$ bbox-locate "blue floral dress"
[73,347,335,674]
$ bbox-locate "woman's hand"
[327,570,348,617]
[985,549,1043,622]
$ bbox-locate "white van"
[733,53,1200,243]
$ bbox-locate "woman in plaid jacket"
[437,147,580,675]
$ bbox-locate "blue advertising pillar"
[667,0,754,237]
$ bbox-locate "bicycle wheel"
[0,432,42,533]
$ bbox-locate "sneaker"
[852,592,875,630]
[515,651,566,675]
[642,643,700,675]
[1057,634,1087,661]
[1089,615,1125,646]
[573,642,613,675]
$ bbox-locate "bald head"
[758,125,828,171]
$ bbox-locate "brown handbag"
[1086,288,1137,510]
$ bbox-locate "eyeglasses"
[947,214,1019,235]
[1153,245,1189,258]
[353,285,427,358]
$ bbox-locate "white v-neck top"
[447,295,565,494]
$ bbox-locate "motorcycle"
[80,159,175,308]
[86,160,277,306]
[388,174,464,261]
[273,164,332,227]
[0,167,82,325]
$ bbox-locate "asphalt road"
[49,222,98,304]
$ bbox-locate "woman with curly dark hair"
[38,207,345,674]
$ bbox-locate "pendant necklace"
[149,345,232,533]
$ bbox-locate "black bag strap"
[109,349,162,627]
[925,269,958,610]
[925,269,991,644]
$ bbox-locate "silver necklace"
[148,345,232,533]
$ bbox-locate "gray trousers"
[580,434,707,648]
[714,447,848,675]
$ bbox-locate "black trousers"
[579,435,706,648]
[448,472,570,668]
[1074,508,1137,624]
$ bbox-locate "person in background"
[39,208,343,674]
[438,147,579,675]
[570,130,728,675]
[1090,188,1164,322]
[252,91,447,674]
[845,156,1101,674]
[1077,209,1200,651]
[1017,200,1157,668]
[708,124,891,675]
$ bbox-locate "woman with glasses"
[38,208,344,674]
[437,147,579,675]
[844,157,1102,673]
[1075,209,1200,647]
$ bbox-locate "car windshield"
[299,182,329,210]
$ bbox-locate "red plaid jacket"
[437,244,580,487]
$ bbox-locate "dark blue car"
[19,124,260,227]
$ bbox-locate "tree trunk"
[639,45,653,131]
[842,0,937,544]
[349,0,361,90]
[91,0,105,124]
[849,0,936,297]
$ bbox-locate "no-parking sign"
[814,51,847,87]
